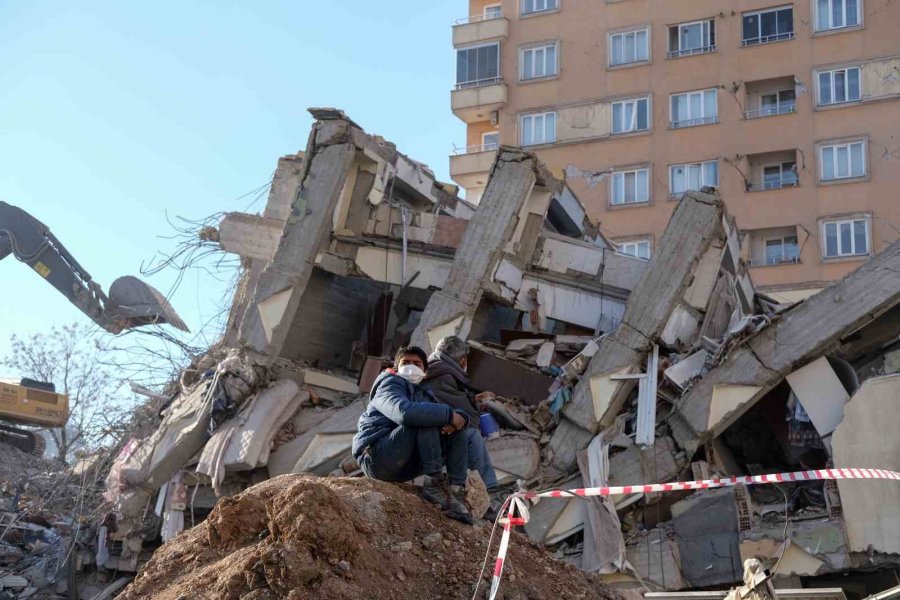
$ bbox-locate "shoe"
[446,485,475,525]
[421,473,451,508]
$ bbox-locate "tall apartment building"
[449,0,900,301]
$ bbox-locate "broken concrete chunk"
[832,373,900,555]
[486,434,540,484]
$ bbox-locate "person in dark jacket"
[352,346,474,524]
[423,336,499,491]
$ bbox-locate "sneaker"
[421,473,451,508]
[446,485,475,525]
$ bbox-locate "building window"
[456,43,500,89]
[823,218,869,258]
[612,97,650,134]
[482,132,500,151]
[520,43,558,81]
[817,67,861,106]
[484,4,502,19]
[617,240,651,259]
[522,0,558,15]
[819,140,866,181]
[742,6,794,46]
[667,20,715,58]
[670,161,718,196]
[610,28,649,66]
[765,235,800,264]
[761,89,797,115]
[611,168,650,205]
[670,89,718,128]
[762,161,799,189]
[815,0,861,31]
[520,112,557,146]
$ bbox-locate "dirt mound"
[120,475,619,600]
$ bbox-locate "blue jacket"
[352,370,467,459]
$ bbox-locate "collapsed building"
[93,109,900,598]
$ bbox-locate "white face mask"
[397,364,426,385]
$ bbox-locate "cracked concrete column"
[671,238,900,455]
[237,119,358,360]
[410,147,556,353]
[546,191,724,474]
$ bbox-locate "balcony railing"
[744,104,796,119]
[741,31,795,47]
[666,44,716,59]
[451,143,499,155]
[453,13,502,26]
[454,76,503,91]
[747,179,799,192]
[670,116,718,129]
[750,255,801,267]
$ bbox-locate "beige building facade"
[450,0,900,299]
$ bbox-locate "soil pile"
[120,475,620,600]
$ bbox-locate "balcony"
[666,44,716,59]
[744,76,797,120]
[746,149,800,193]
[670,116,718,129]
[449,144,497,189]
[451,78,507,123]
[747,225,801,268]
[744,104,796,119]
[749,255,800,267]
[453,14,508,47]
[741,31,795,47]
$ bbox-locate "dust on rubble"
[119,474,620,600]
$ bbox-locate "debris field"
[4,108,900,599]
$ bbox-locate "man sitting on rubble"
[353,346,474,524]
[423,336,501,503]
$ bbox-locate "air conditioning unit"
[490,111,499,126]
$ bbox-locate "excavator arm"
[0,201,188,334]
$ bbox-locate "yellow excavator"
[0,201,189,455]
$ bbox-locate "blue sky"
[0,1,463,352]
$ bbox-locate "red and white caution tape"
[483,467,900,600]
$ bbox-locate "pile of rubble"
[118,474,618,600]
[0,442,107,599]
[87,109,900,597]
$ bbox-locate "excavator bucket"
[107,276,190,332]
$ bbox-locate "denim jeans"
[359,425,469,486]
[465,428,498,489]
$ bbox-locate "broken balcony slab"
[486,434,540,484]
[523,475,587,545]
[671,488,743,588]
[673,239,900,453]
[832,373,900,555]
[410,147,555,351]
[560,192,725,431]
[267,399,366,477]
[545,192,728,473]
[237,120,359,359]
